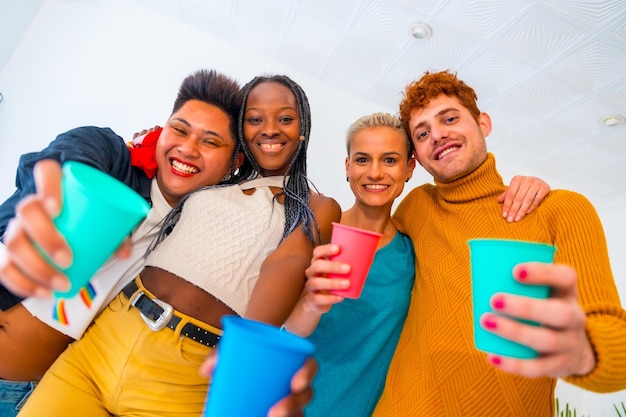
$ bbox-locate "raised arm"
[0,127,146,301]
[244,194,341,327]
[1,160,69,297]
[483,192,626,392]
[283,243,350,336]
[0,126,149,239]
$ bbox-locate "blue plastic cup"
[468,239,556,359]
[49,161,150,298]
[203,316,315,417]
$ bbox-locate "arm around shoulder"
[244,195,341,327]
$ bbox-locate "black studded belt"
[122,279,221,348]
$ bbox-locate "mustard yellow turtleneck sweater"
[374,153,626,417]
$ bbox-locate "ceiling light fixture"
[410,22,432,39]
[600,114,625,127]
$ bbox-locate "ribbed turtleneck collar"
[434,153,506,204]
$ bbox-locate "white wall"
[0,0,44,70]
[0,0,624,414]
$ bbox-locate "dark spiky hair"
[172,69,253,180]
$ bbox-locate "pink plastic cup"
[327,222,382,298]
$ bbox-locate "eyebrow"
[413,107,460,131]
[352,151,402,157]
[171,117,225,139]
[245,104,297,112]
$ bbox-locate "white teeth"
[365,184,388,190]
[260,143,282,150]
[438,146,459,159]
[171,159,199,174]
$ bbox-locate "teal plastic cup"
[327,222,382,298]
[468,239,556,359]
[49,161,150,298]
[203,316,315,417]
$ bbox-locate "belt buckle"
[130,291,174,332]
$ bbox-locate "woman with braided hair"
[15,74,342,417]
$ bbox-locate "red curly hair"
[399,70,481,136]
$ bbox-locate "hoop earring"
[346,177,349,182]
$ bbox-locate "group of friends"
[0,68,624,417]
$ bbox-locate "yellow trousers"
[19,279,220,417]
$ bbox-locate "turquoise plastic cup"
[327,222,382,298]
[203,316,315,417]
[48,161,150,298]
[468,239,556,359]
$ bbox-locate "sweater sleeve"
[545,190,626,392]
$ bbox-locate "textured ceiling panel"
[437,0,532,40]
[456,49,539,102]
[495,5,588,66]
[544,0,626,29]
[550,41,626,91]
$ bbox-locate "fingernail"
[51,275,70,291]
[34,287,52,298]
[51,249,72,269]
[507,216,514,223]
[340,279,350,288]
[502,211,508,219]
[483,317,497,329]
[493,297,505,310]
[490,356,502,365]
[514,215,521,222]
[339,264,350,273]
[43,197,60,216]
[518,268,528,280]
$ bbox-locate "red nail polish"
[490,356,502,365]
[483,317,497,329]
[518,268,528,280]
[493,297,505,310]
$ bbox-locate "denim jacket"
[0,126,151,309]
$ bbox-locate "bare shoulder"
[309,193,341,216]
[309,193,342,244]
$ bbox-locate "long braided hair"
[237,75,320,245]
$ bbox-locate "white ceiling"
[128,0,626,207]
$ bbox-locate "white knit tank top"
[144,176,286,315]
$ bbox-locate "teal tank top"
[305,232,415,416]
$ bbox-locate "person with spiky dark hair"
[0,68,247,417]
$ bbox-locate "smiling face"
[346,126,416,210]
[242,81,301,176]
[155,99,237,206]
[408,94,492,183]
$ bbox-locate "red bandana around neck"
[128,127,162,179]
